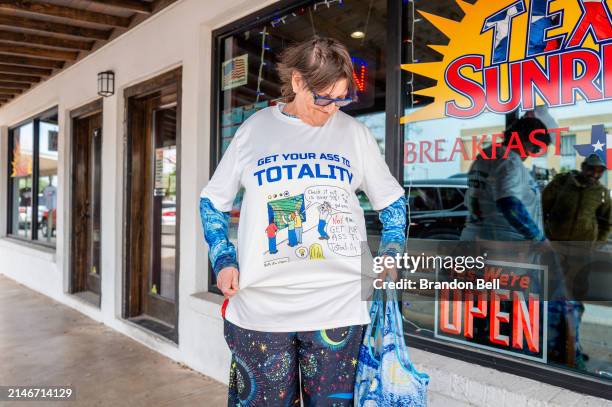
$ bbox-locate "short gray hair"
[276,36,357,101]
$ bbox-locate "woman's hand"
[379,255,398,282]
[217,267,240,298]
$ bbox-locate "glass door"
[123,68,181,342]
[70,106,102,305]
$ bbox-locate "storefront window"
[212,0,388,288]
[39,121,59,245]
[400,0,611,393]
[9,123,34,240]
[7,108,59,247]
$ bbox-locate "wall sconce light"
[97,71,115,97]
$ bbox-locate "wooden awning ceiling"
[0,0,177,108]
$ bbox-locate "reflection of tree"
[11,139,32,177]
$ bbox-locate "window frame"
[207,0,611,399]
[6,106,58,248]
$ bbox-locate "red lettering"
[512,292,540,352]
[449,137,469,162]
[484,267,502,281]
[604,42,612,99]
[445,55,486,118]
[464,291,487,339]
[520,276,530,289]
[484,62,522,113]
[490,133,504,159]
[504,132,527,159]
[440,289,462,335]
[420,141,434,163]
[434,139,447,162]
[490,290,511,346]
[561,50,603,104]
[567,0,612,47]
[528,129,548,157]
[472,135,489,160]
[548,127,569,156]
[521,55,561,110]
[404,141,417,164]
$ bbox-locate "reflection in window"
[10,123,33,239]
[39,121,59,245]
[401,0,612,386]
[7,109,58,247]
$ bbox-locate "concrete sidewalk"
[0,275,228,407]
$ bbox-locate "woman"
[200,37,406,406]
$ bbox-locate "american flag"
[223,54,248,90]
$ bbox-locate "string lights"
[255,27,269,102]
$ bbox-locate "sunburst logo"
[401,0,612,124]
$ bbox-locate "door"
[70,101,103,305]
[124,68,181,342]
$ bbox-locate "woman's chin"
[310,112,332,126]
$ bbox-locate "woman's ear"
[291,71,304,93]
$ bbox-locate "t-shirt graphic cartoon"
[200,104,404,332]
[259,153,364,267]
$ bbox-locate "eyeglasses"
[311,91,355,107]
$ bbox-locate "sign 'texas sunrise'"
[401,0,612,123]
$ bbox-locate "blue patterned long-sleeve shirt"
[199,197,239,277]
[496,196,545,241]
[377,196,407,257]
[199,195,407,275]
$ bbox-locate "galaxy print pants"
[224,318,365,406]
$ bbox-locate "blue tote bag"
[354,288,429,406]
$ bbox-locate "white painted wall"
[0,0,280,385]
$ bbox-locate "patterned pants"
[224,318,365,406]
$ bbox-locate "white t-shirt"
[461,145,543,241]
[200,104,404,332]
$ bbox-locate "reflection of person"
[317,201,332,239]
[42,177,57,239]
[265,221,278,254]
[461,117,584,369]
[543,154,611,242]
[542,154,610,369]
[461,117,551,241]
[199,37,406,405]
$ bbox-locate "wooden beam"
[0,81,30,89]
[0,15,110,40]
[0,54,63,68]
[0,1,132,27]
[0,93,15,98]
[0,64,51,76]
[88,0,152,14]
[0,73,40,83]
[0,30,92,50]
[0,87,23,94]
[0,42,78,60]
[152,0,179,12]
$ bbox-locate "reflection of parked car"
[363,178,468,240]
[161,201,176,226]
[17,205,48,230]
[40,208,57,237]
